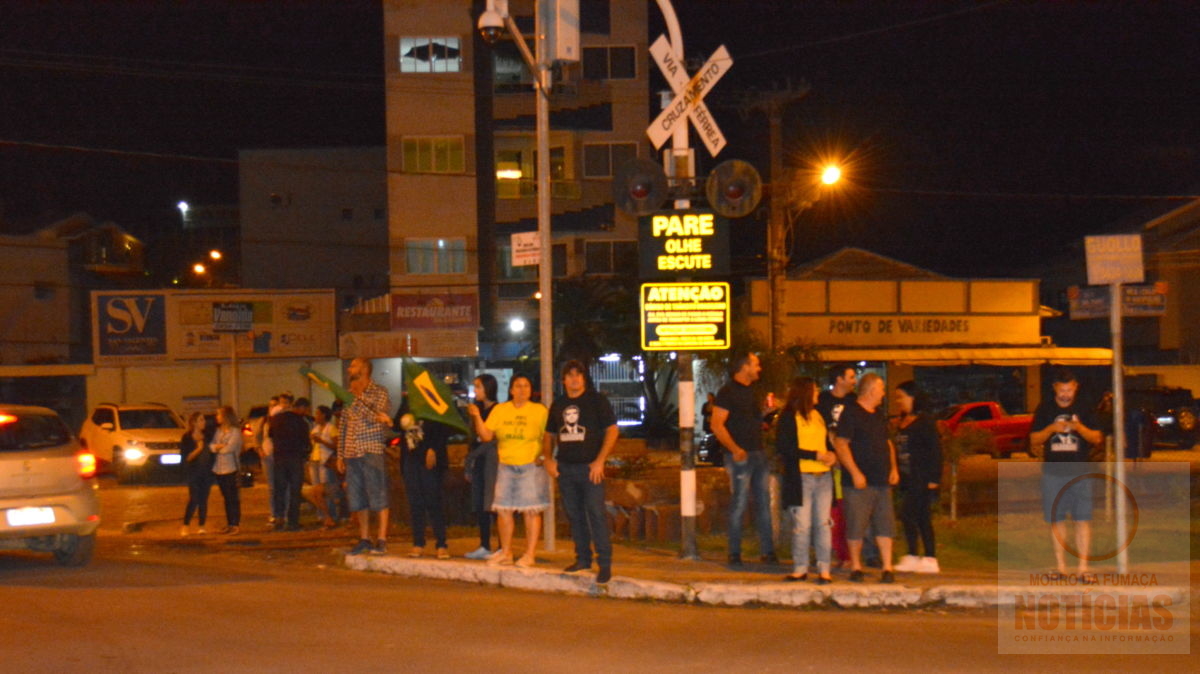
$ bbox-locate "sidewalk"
[115,484,1192,611]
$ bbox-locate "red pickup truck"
[937,401,1033,458]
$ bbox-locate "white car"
[78,403,186,482]
[0,404,101,566]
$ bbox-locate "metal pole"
[650,0,699,560]
[534,3,555,553]
[230,333,240,418]
[678,353,698,559]
[1109,282,1128,574]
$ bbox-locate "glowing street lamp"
[192,263,207,275]
[209,249,223,261]
[821,164,842,185]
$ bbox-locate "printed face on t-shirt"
[1050,414,1080,453]
[559,405,585,442]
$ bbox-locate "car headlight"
[1155,416,1175,427]
[123,447,147,461]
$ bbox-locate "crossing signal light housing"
[613,158,668,216]
[706,159,763,218]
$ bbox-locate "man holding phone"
[1029,368,1104,582]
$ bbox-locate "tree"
[938,422,992,522]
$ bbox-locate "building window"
[405,238,466,275]
[580,0,611,34]
[553,243,568,278]
[493,42,534,91]
[583,142,637,178]
[582,46,636,80]
[496,246,538,281]
[399,37,462,73]
[585,240,637,275]
[402,136,465,174]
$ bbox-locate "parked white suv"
[78,403,185,482]
[0,404,101,566]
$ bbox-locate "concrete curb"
[341,554,1033,609]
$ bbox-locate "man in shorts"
[337,358,394,555]
[833,372,899,583]
[1029,368,1103,582]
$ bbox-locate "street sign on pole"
[1084,234,1142,574]
[511,231,540,267]
[646,35,731,157]
[212,302,253,333]
[1085,234,1144,285]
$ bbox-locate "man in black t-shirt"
[817,363,859,567]
[268,394,313,531]
[1029,368,1104,581]
[543,360,619,583]
[711,351,775,566]
[833,373,899,583]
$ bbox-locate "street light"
[209,249,223,261]
[767,162,844,351]
[192,262,206,275]
[477,0,554,411]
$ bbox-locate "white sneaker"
[464,546,492,560]
[894,554,920,572]
[916,556,940,574]
[197,527,207,535]
[179,526,190,538]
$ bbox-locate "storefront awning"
[818,346,1112,367]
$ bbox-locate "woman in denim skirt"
[468,374,549,568]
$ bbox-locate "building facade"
[378,0,649,360]
[239,146,389,310]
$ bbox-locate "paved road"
[3,538,1194,673]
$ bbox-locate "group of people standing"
[180,405,245,536]
[711,358,944,583]
[464,360,618,583]
[180,393,352,538]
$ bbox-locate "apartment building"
[380,0,649,359]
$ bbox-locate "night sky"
[1,1,1196,280]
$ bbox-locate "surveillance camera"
[477,9,504,45]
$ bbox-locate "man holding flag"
[398,360,469,559]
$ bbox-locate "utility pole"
[740,83,809,352]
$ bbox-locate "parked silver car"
[0,404,101,566]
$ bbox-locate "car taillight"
[0,413,16,426]
[77,451,98,479]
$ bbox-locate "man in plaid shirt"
[337,358,394,555]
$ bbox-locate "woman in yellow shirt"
[468,374,549,568]
[776,377,838,583]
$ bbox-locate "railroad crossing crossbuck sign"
[646,35,732,157]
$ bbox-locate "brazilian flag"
[403,360,469,434]
[299,366,354,405]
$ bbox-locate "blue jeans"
[789,471,833,575]
[558,462,612,568]
[725,450,773,558]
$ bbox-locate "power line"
[870,187,1200,202]
[736,0,1010,62]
